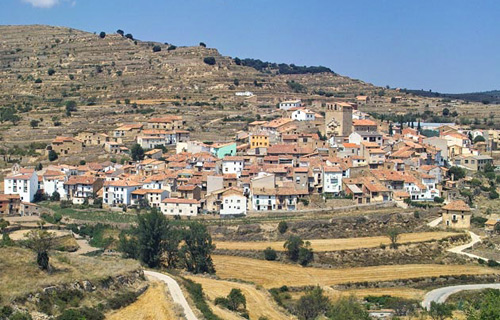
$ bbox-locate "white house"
[103,180,143,207]
[137,136,167,149]
[279,99,302,110]
[131,189,169,208]
[161,198,200,216]
[251,188,277,211]
[323,166,343,195]
[4,169,38,203]
[222,156,245,178]
[349,131,383,146]
[63,176,102,203]
[42,171,67,199]
[291,108,316,121]
[220,188,247,216]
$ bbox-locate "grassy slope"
[0,246,140,303]
[186,275,294,320]
[212,255,498,289]
[214,232,461,252]
[106,281,178,320]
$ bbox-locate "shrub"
[199,42,206,47]
[125,33,134,40]
[203,57,216,65]
[117,29,124,36]
[107,291,138,309]
[298,246,314,266]
[99,31,106,39]
[489,190,499,199]
[48,150,58,162]
[183,279,221,320]
[433,196,445,203]
[487,260,500,267]
[263,247,277,261]
[34,78,42,83]
[167,45,177,51]
[47,68,55,76]
[277,221,288,234]
[152,45,161,52]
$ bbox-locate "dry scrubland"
[0,247,140,302]
[186,276,293,320]
[212,255,497,289]
[106,281,179,320]
[214,231,461,252]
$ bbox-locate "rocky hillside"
[0,25,392,105]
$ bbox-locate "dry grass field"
[214,232,460,252]
[106,281,179,320]
[8,229,72,241]
[0,247,140,302]
[212,255,498,289]
[186,275,294,320]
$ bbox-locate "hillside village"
[2,97,499,228]
[1,25,500,320]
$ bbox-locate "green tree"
[99,31,106,39]
[277,221,288,234]
[24,230,55,271]
[199,42,206,47]
[180,222,215,274]
[263,247,277,261]
[130,144,145,161]
[326,296,370,320]
[387,228,400,249]
[298,245,314,266]
[117,29,124,36]
[30,120,39,128]
[296,286,330,320]
[473,135,486,144]
[388,123,393,136]
[448,166,466,180]
[48,150,58,162]
[203,57,216,65]
[283,235,304,261]
[227,288,246,311]
[136,209,172,268]
[442,108,450,116]
[50,191,61,202]
[428,302,454,320]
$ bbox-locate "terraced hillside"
[0,25,382,105]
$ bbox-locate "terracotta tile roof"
[162,198,199,204]
[64,176,98,185]
[178,185,197,191]
[104,180,143,187]
[442,200,471,212]
[323,166,342,173]
[131,189,165,195]
[353,119,377,126]
[148,116,182,123]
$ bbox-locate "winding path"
[144,270,198,320]
[422,283,500,310]
[421,230,500,309]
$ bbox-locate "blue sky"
[1,0,499,93]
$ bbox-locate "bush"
[433,196,445,203]
[99,31,106,39]
[107,291,138,310]
[183,279,221,320]
[152,45,161,52]
[167,45,177,51]
[48,150,58,162]
[487,260,500,267]
[56,307,104,320]
[203,57,216,65]
[48,68,55,76]
[263,247,277,261]
[298,246,314,266]
[277,221,288,234]
[199,42,206,47]
[489,190,499,199]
